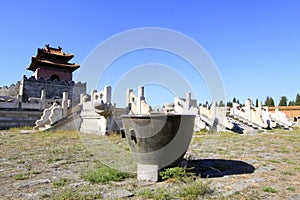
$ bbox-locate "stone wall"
[19,76,86,106]
[0,82,20,97]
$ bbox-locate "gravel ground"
[0,129,299,199]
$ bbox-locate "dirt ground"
[0,128,299,199]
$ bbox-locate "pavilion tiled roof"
[26,45,80,72]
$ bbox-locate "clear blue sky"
[0,0,299,107]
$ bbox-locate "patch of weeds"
[159,166,194,181]
[269,159,280,163]
[81,162,132,184]
[194,130,208,135]
[40,193,51,199]
[51,147,65,154]
[281,171,296,176]
[53,178,69,187]
[178,181,213,199]
[287,187,296,192]
[138,187,174,200]
[282,158,296,165]
[276,148,290,153]
[25,164,32,171]
[263,186,277,193]
[52,186,102,200]
[14,173,29,180]
[47,157,63,163]
[51,187,78,200]
[294,167,300,171]
[32,170,42,175]
[17,160,26,164]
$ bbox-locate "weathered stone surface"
[102,189,134,199]
[14,179,51,189]
[288,194,300,200]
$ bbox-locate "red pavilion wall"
[34,68,72,82]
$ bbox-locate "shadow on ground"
[188,159,255,178]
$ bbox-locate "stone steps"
[0,110,42,130]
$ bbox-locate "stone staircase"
[0,110,42,130]
[227,115,259,134]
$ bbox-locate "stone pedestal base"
[137,163,159,182]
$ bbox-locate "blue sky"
[0,1,299,107]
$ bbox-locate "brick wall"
[35,68,72,82]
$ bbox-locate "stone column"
[137,86,145,114]
[104,85,112,104]
[91,89,97,107]
[138,86,145,101]
[80,93,84,105]
[62,92,68,118]
[258,101,262,115]
[40,90,46,110]
[126,89,133,110]
[245,99,252,121]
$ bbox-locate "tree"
[219,100,225,107]
[289,101,295,106]
[203,101,209,107]
[295,93,300,106]
[255,98,259,107]
[278,96,287,106]
[227,101,233,107]
[264,96,275,107]
[233,97,237,103]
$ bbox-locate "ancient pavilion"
[27,44,80,82]
[18,45,86,103]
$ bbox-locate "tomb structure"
[164,93,234,132]
[80,86,128,135]
[126,86,151,114]
[228,99,292,132]
[0,45,86,129]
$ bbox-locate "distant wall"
[19,76,86,106]
[0,82,20,97]
[269,106,300,118]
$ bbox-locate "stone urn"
[122,113,195,181]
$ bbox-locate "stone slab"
[102,189,133,199]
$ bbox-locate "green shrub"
[159,166,194,181]
[14,173,28,180]
[281,171,296,176]
[263,186,277,193]
[53,178,68,187]
[287,187,296,192]
[179,181,212,199]
[138,187,174,200]
[81,162,132,184]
